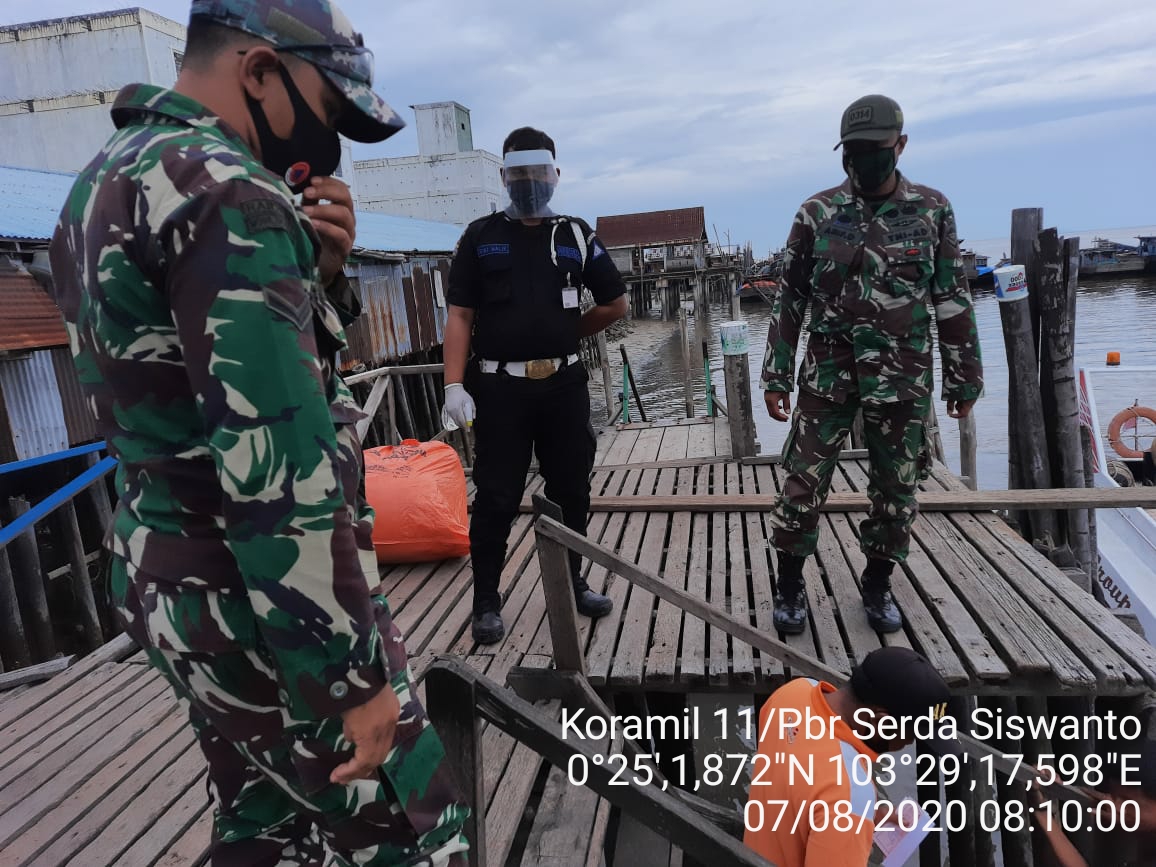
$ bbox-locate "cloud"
[2,0,1154,249]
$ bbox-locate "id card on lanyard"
[562,287,580,308]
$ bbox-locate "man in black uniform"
[443,127,629,644]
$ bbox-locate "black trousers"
[468,361,597,614]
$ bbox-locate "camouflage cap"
[189,0,405,143]
[834,94,903,150]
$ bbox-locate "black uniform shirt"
[447,212,626,362]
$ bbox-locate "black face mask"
[842,145,898,193]
[246,65,342,194]
[507,179,555,217]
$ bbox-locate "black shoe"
[861,585,902,633]
[773,587,808,635]
[472,610,505,645]
[575,589,613,619]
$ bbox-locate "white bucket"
[719,320,749,356]
[993,264,1029,303]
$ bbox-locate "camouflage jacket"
[48,84,390,722]
[759,173,984,404]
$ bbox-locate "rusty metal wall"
[0,349,68,462]
[343,255,451,367]
[50,345,99,445]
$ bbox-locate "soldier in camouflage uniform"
[760,94,983,636]
[47,2,469,864]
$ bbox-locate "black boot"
[773,551,808,635]
[575,588,613,618]
[472,592,505,645]
[861,557,902,634]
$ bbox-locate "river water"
[592,273,1156,487]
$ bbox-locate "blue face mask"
[506,179,555,218]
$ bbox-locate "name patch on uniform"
[884,227,931,245]
[556,245,583,263]
[477,243,510,258]
[241,199,295,235]
[821,224,864,245]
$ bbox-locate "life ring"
[1108,405,1156,459]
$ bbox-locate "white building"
[354,101,503,225]
[0,7,356,189]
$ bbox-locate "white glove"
[442,383,476,431]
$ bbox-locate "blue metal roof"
[0,164,464,253]
[352,209,463,254]
[0,166,79,243]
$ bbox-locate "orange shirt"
[743,678,879,867]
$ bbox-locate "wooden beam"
[505,487,1156,514]
[356,375,390,441]
[531,496,587,677]
[344,362,444,385]
[0,654,75,690]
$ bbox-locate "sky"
[4,0,1156,257]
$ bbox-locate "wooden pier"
[2,415,1156,866]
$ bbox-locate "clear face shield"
[502,149,558,219]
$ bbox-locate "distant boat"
[1138,235,1156,274]
[961,248,1000,289]
[1079,237,1147,276]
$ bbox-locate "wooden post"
[6,497,55,661]
[720,323,756,458]
[989,696,1032,866]
[729,272,741,321]
[925,402,947,464]
[84,452,114,533]
[945,698,978,867]
[56,499,105,651]
[1039,230,1091,575]
[850,409,865,449]
[0,543,31,670]
[1007,208,1042,515]
[1081,426,1100,585]
[424,665,487,867]
[694,275,709,344]
[596,331,615,422]
[678,308,694,419]
[531,495,587,676]
[1001,214,1060,547]
[959,413,978,490]
[422,370,442,438]
[386,374,398,445]
[395,372,417,440]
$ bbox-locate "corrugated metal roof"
[596,207,707,248]
[51,345,99,445]
[0,271,68,351]
[342,256,450,366]
[0,165,78,242]
[0,164,464,253]
[0,349,69,462]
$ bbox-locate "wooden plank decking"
[3,415,1156,865]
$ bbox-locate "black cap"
[835,94,904,150]
[850,646,961,757]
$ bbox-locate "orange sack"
[364,440,470,564]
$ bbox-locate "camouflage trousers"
[771,389,931,562]
[109,559,471,867]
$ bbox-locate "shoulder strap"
[549,216,588,277]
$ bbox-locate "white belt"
[479,354,579,379]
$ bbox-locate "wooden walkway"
[3,415,1156,865]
